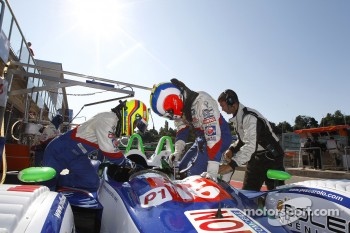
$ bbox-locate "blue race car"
[56,135,350,233]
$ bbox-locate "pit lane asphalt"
[233,166,350,184]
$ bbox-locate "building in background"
[0,1,70,170]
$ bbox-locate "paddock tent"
[294,125,350,170]
[294,125,350,138]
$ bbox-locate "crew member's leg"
[265,155,285,190]
[242,155,265,191]
[58,154,100,191]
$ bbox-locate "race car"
[55,135,350,233]
[265,179,350,233]
[1,167,75,233]
[97,167,288,233]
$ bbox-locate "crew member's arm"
[95,116,125,165]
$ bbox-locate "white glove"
[201,161,220,182]
[168,140,186,167]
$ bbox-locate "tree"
[294,115,318,130]
[141,110,348,148]
[320,110,348,126]
[159,120,176,141]
[142,128,159,143]
[275,121,293,135]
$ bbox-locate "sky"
[7,0,350,130]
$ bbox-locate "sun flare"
[68,0,127,38]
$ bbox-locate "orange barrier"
[285,151,298,157]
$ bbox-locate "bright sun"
[68,0,127,38]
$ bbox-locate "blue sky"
[8,0,350,130]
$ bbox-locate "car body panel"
[0,184,75,233]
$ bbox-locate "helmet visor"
[135,117,148,134]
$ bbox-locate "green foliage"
[320,110,348,126]
[275,121,293,134]
[293,115,318,130]
[142,128,159,143]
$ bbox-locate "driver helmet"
[150,82,183,120]
[122,99,149,136]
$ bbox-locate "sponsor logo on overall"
[205,126,216,136]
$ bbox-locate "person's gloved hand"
[168,153,180,167]
[168,140,186,167]
[201,161,220,182]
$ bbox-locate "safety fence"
[284,147,350,172]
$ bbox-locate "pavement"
[286,167,350,179]
[235,166,350,180]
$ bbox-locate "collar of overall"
[182,89,199,122]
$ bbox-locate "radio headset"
[224,89,236,106]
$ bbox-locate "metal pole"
[345,146,349,172]
[0,71,13,136]
[10,61,153,91]
[344,114,347,125]
[319,147,323,170]
[0,0,5,33]
[298,147,303,168]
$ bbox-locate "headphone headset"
[224,89,236,106]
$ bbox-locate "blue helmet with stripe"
[150,82,183,120]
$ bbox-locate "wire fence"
[284,146,350,172]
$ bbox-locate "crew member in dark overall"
[217,89,285,191]
[310,136,324,170]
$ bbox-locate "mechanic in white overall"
[42,99,149,191]
[217,89,285,191]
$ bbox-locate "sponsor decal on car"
[185,208,270,233]
[264,187,350,232]
[138,175,231,208]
